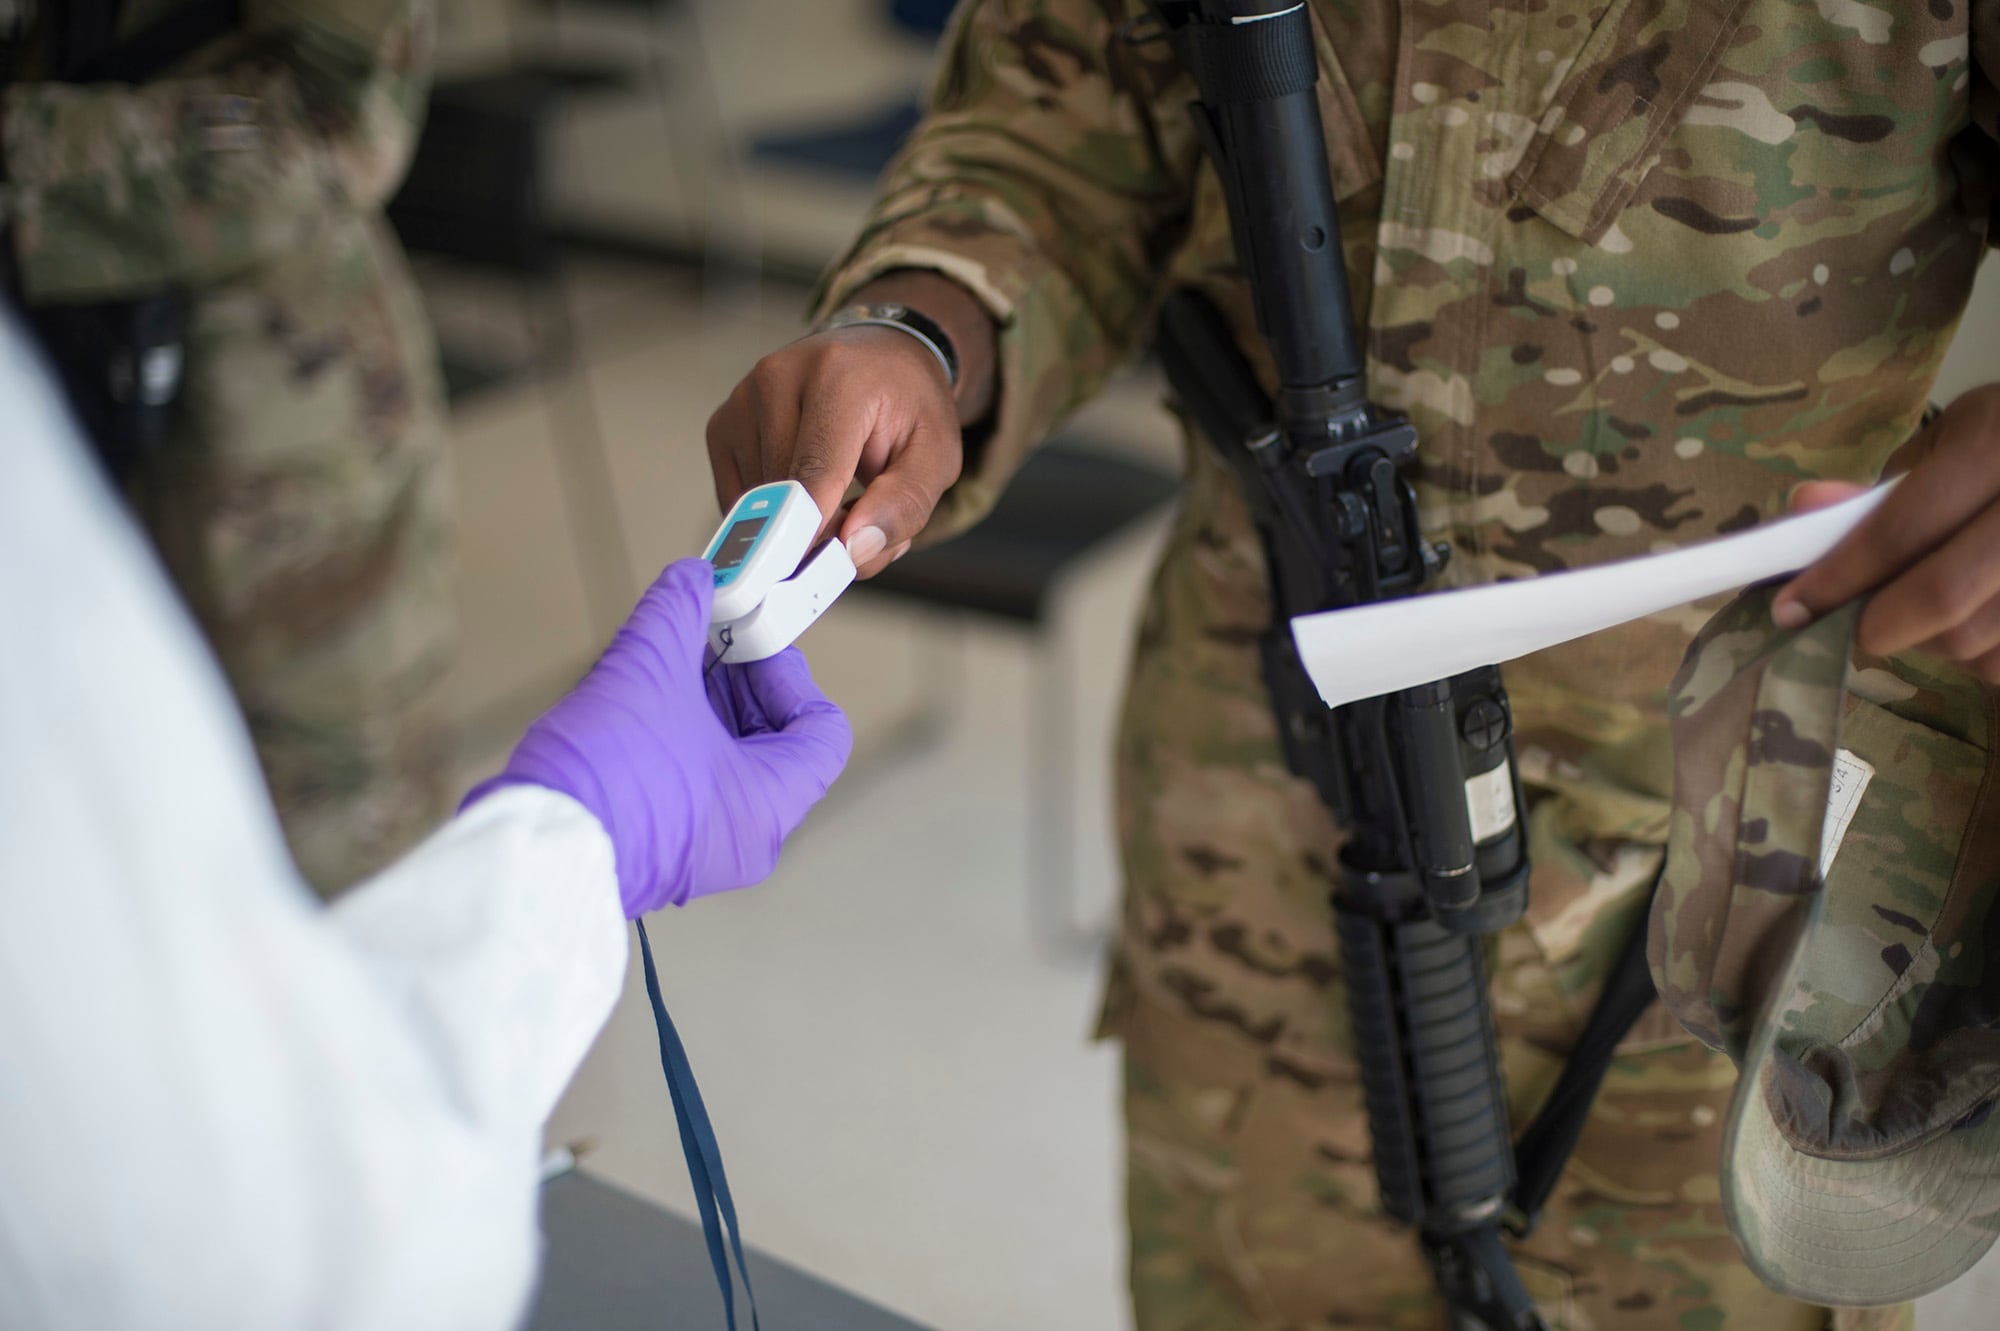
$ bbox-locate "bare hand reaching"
[703,271,997,577]
[1775,384,2000,682]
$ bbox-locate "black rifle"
[1142,4,1541,1327]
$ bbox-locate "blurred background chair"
[855,439,1178,953]
[746,0,947,178]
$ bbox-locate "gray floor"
[421,2,2000,1327]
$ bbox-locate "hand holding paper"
[1291,483,1894,711]
[1774,385,2000,683]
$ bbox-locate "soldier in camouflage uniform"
[705,1,2000,1326]
[4,0,452,895]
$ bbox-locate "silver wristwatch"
[817,302,960,389]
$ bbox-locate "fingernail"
[888,540,912,564]
[1772,598,1811,631]
[846,525,887,566]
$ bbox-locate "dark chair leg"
[642,0,759,309]
[525,274,640,641]
[801,607,965,819]
[645,0,723,261]
[1028,621,1101,958]
[864,608,965,769]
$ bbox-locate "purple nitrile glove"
[465,559,852,917]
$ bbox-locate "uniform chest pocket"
[1508,0,1754,244]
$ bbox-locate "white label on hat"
[1465,763,1519,843]
[1819,748,1874,877]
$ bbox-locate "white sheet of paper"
[1290,483,1893,710]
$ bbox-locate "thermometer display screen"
[712,516,769,572]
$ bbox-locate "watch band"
[817,302,959,389]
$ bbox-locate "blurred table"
[528,1168,937,1331]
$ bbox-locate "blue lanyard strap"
[635,918,761,1331]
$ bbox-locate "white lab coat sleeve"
[329,787,629,1161]
[0,316,628,1331]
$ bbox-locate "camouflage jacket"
[818,0,2000,817]
[2,0,445,637]
[5,0,434,301]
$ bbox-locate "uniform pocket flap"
[1509,0,1753,244]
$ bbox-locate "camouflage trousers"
[1105,938,1917,1331]
[129,375,456,898]
[1099,471,1914,1331]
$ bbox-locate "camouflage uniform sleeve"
[2,0,433,302]
[811,0,1198,540]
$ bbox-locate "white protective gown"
[0,318,629,1328]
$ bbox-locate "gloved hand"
[465,559,852,916]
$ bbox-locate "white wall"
[1937,258,2000,404]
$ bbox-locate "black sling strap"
[1509,881,1661,1232]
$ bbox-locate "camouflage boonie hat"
[1649,585,2000,1307]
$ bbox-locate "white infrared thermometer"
[702,480,856,663]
